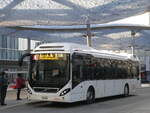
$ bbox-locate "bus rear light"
[60,88,71,96]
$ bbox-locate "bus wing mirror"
[18,53,31,67]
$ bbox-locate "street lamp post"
[82,15,94,47]
[86,19,92,47]
[131,30,136,55]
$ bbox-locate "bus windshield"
[29,53,70,88]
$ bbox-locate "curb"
[7,88,27,92]
[141,84,150,88]
[0,100,29,110]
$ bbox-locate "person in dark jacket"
[0,71,8,105]
[16,74,25,100]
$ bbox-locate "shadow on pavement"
[25,95,137,108]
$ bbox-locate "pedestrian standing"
[0,71,8,106]
[16,74,25,100]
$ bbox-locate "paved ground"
[0,84,150,113]
[0,89,28,110]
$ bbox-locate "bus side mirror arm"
[18,53,31,67]
[71,59,74,64]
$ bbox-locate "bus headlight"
[60,88,71,96]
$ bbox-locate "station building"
[0,35,39,82]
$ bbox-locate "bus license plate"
[42,96,48,100]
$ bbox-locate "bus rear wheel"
[86,87,95,104]
[124,84,129,97]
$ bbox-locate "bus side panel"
[127,79,138,94]
[95,80,105,98]
[114,80,124,95]
[104,80,116,97]
[82,81,97,101]
[71,81,98,102]
[121,79,138,95]
[70,82,85,102]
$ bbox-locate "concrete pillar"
[149,12,150,25]
[146,6,150,25]
[26,38,31,78]
[27,38,31,53]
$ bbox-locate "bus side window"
[99,59,105,79]
[132,62,139,79]
[82,57,94,80]
[73,65,82,81]
[72,54,83,88]
[82,58,89,80]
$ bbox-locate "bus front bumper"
[27,93,72,103]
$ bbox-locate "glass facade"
[0,35,40,83]
[0,35,25,60]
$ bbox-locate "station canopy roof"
[0,0,150,26]
[1,0,150,51]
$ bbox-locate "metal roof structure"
[0,0,150,51]
[0,0,150,26]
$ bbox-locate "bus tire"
[124,84,129,97]
[86,87,95,104]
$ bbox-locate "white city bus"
[23,43,140,103]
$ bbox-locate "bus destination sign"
[33,53,65,60]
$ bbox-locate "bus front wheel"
[86,87,95,104]
[124,84,129,97]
